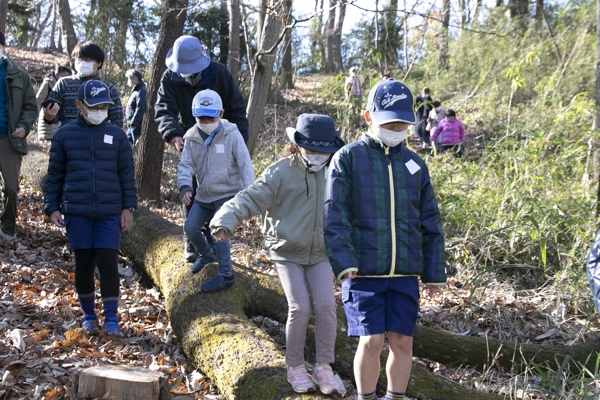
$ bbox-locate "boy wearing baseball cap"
[177,89,254,292]
[44,80,137,337]
[324,79,447,400]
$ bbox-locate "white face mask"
[127,79,135,88]
[198,121,220,134]
[75,59,96,76]
[180,72,195,78]
[369,125,407,147]
[300,152,330,172]
[82,106,108,125]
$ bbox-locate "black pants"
[74,248,119,298]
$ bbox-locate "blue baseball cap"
[192,89,223,118]
[366,78,416,125]
[78,80,113,107]
[166,36,211,75]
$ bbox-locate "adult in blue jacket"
[155,35,249,262]
[44,80,137,338]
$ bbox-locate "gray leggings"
[274,260,337,368]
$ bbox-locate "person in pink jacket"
[430,109,465,156]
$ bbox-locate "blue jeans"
[183,203,232,276]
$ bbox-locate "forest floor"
[1,49,600,399]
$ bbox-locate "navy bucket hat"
[366,78,416,125]
[286,114,345,154]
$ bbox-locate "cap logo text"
[90,86,107,97]
[381,92,407,109]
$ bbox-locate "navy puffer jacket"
[44,114,137,217]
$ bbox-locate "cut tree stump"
[72,365,167,400]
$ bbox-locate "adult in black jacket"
[125,69,147,145]
[414,87,433,147]
[155,35,249,262]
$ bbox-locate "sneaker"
[312,364,341,395]
[103,317,123,337]
[190,253,216,274]
[287,364,316,393]
[201,274,234,292]
[81,318,99,332]
[0,230,15,241]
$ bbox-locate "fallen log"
[120,208,504,400]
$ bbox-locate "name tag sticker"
[405,159,420,175]
[215,144,225,154]
[104,135,113,144]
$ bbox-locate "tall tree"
[246,0,293,155]
[438,0,450,70]
[227,0,241,78]
[325,0,336,72]
[331,0,345,72]
[508,0,529,29]
[57,0,77,62]
[280,0,293,89]
[383,0,400,71]
[0,0,7,33]
[135,0,188,202]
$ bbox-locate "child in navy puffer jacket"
[44,80,136,337]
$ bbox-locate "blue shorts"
[65,215,121,250]
[341,276,420,337]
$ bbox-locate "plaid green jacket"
[324,133,446,283]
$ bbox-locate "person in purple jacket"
[430,109,465,156]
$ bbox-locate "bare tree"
[246,0,293,155]
[227,0,241,78]
[57,0,78,62]
[322,0,346,73]
[50,0,57,50]
[135,0,188,202]
[438,0,450,70]
[280,0,293,89]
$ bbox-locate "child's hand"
[181,191,192,206]
[50,210,65,227]
[214,229,228,242]
[121,209,134,232]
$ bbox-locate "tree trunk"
[112,0,133,68]
[0,0,7,33]
[331,0,345,72]
[279,0,293,89]
[227,0,241,78]
[118,208,507,400]
[135,0,188,202]
[32,3,53,49]
[246,0,292,156]
[256,0,268,49]
[50,0,57,50]
[57,0,78,63]
[324,0,336,73]
[438,0,450,70]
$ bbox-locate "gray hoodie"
[177,119,254,204]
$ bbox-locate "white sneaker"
[287,364,316,393]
